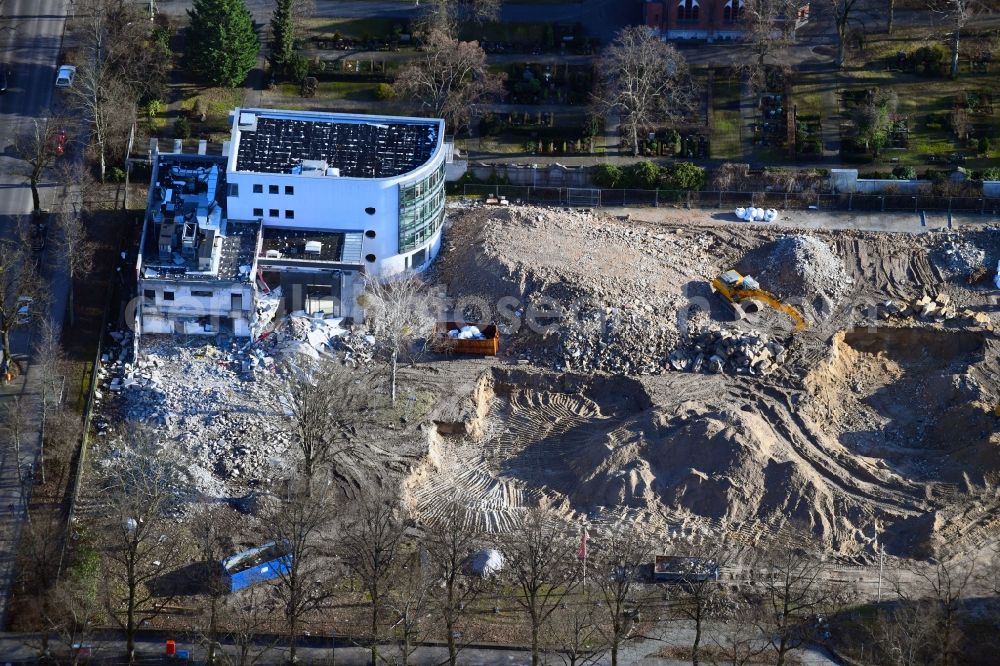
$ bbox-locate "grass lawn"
[711,77,743,160]
[277,81,379,102]
[792,66,1000,167]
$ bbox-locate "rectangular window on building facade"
[269,185,279,194]
[228,184,239,197]
[253,184,263,193]
[412,248,427,268]
[269,209,279,218]
[163,291,175,301]
[143,289,155,305]
[285,186,294,195]
[253,208,263,217]
[231,293,243,311]
[192,290,213,298]
[285,210,294,219]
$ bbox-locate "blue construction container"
[221,540,292,592]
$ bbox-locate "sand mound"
[754,234,850,307]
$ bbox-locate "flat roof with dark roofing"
[260,228,364,265]
[235,115,438,178]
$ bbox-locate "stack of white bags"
[447,325,486,340]
[735,207,778,222]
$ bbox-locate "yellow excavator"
[711,270,808,332]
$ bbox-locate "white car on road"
[55,65,76,88]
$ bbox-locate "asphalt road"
[0,0,71,629]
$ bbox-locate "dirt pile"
[755,234,850,307]
[436,205,722,374]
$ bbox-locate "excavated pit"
[803,328,997,482]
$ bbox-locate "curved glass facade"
[398,162,446,253]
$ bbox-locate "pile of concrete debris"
[668,325,787,376]
[883,293,993,329]
[932,237,987,279]
[101,341,292,496]
[758,235,850,305]
[559,307,679,375]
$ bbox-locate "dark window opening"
[192,290,213,298]
[365,207,376,215]
[253,207,264,217]
[253,184,263,193]
[269,209,279,218]
[412,248,427,268]
[285,185,294,195]
[285,210,294,219]
[231,293,243,310]
[365,253,376,263]
[143,289,155,305]
[228,183,239,197]
[365,229,376,238]
[269,184,279,194]
[163,291,175,301]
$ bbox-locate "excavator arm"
[732,288,808,331]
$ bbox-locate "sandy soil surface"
[93,203,1000,564]
[407,204,1000,562]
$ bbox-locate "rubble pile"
[558,307,680,375]
[98,340,293,496]
[882,293,994,329]
[669,325,786,376]
[757,235,850,304]
[932,237,987,278]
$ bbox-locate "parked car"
[15,296,32,324]
[54,64,76,88]
[53,128,66,157]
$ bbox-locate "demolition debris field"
[96,204,1000,562]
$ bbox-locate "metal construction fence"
[460,184,1000,215]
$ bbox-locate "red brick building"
[642,0,809,42]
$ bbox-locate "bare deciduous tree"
[893,555,978,666]
[388,550,433,666]
[668,548,727,666]
[12,116,62,213]
[934,0,978,78]
[424,503,486,666]
[418,0,501,35]
[0,234,44,377]
[868,604,939,666]
[830,0,863,67]
[504,508,580,666]
[742,0,802,95]
[546,591,606,666]
[280,359,363,493]
[52,201,95,329]
[70,0,166,180]
[746,546,840,666]
[260,478,337,665]
[711,604,770,666]
[393,28,505,134]
[593,26,696,157]
[99,426,190,664]
[339,490,407,666]
[360,272,436,405]
[592,527,654,666]
[227,586,281,666]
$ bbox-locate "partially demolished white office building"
[135,108,447,339]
